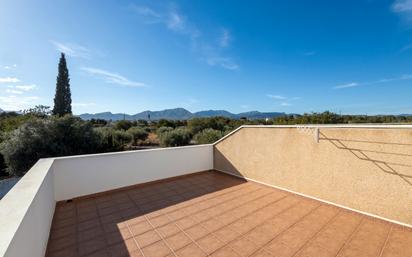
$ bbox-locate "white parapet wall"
[0,144,214,257]
[0,159,55,257]
[52,144,214,201]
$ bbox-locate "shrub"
[0,116,101,176]
[115,120,133,130]
[158,127,192,147]
[156,126,173,135]
[187,117,229,135]
[94,127,132,152]
[113,130,133,146]
[127,127,149,144]
[194,128,224,144]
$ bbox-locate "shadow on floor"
[46,171,248,257]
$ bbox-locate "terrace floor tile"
[46,170,412,257]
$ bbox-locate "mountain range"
[78,108,286,121]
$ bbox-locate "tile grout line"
[164,211,211,256]
[161,182,257,215]
[124,221,147,257]
[54,174,250,236]
[332,215,365,257]
[127,183,276,255]
[127,184,265,238]
[290,209,343,257]
[125,191,179,257]
[158,183,278,256]
[46,178,258,256]
[74,202,80,257]
[143,214,179,257]
[145,174,251,206]
[203,194,305,256]
[162,186,266,225]
[195,194,293,256]
[238,202,323,257]
[134,180,256,220]
[121,192,149,257]
[377,224,393,257]
[93,196,141,257]
[171,186,261,218]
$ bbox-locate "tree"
[0,116,101,176]
[115,120,133,130]
[52,53,72,116]
[158,127,192,147]
[23,105,51,118]
[127,127,149,145]
[194,128,224,144]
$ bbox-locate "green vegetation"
[158,127,192,147]
[1,110,412,177]
[0,116,100,176]
[127,127,149,145]
[52,53,72,116]
[194,128,224,144]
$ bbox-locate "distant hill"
[79,108,286,121]
[194,110,237,118]
[133,108,193,120]
[237,111,285,119]
[0,108,3,113]
[77,112,131,120]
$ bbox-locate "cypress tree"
[52,53,72,116]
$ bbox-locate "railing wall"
[0,144,214,257]
[214,125,412,226]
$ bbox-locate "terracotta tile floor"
[46,171,412,257]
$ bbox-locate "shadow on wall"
[319,131,412,187]
[213,149,245,178]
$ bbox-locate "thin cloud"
[392,0,412,22]
[6,89,23,94]
[0,77,20,83]
[206,57,238,70]
[267,94,288,100]
[167,10,185,31]
[0,95,40,110]
[304,51,316,56]
[131,4,238,70]
[131,4,198,38]
[1,64,17,70]
[393,0,412,12]
[400,43,412,52]
[81,67,146,88]
[334,82,359,89]
[267,94,300,107]
[15,84,36,91]
[334,74,412,89]
[131,6,161,18]
[219,29,231,47]
[50,41,91,59]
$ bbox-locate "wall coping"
[0,159,54,257]
[213,124,412,145]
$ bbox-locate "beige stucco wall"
[214,126,412,225]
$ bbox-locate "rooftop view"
[1,0,412,257]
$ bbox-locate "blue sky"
[1,0,412,115]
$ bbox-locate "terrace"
[0,125,411,257]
